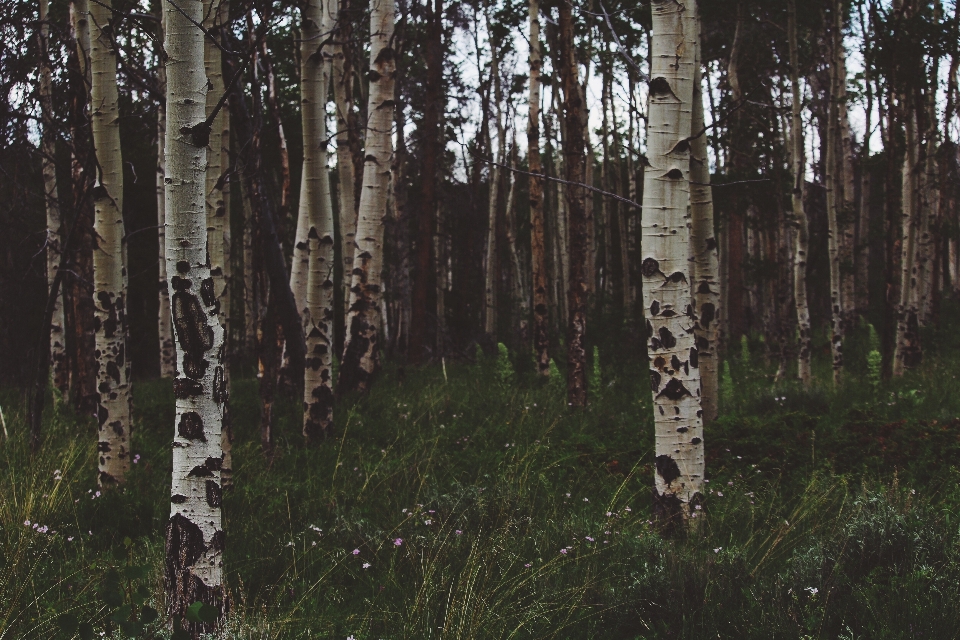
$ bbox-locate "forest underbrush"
[2,322,960,639]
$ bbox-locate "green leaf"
[110,604,132,623]
[123,536,133,548]
[140,605,158,624]
[77,623,95,640]
[185,600,218,623]
[119,620,143,638]
[55,613,78,635]
[123,564,149,581]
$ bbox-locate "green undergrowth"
[2,322,960,639]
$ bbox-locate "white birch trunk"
[484,8,505,338]
[88,0,131,486]
[331,0,358,315]
[788,0,812,386]
[338,0,395,393]
[894,110,922,375]
[157,8,176,379]
[527,0,549,376]
[39,0,68,394]
[825,10,844,386]
[302,0,337,439]
[690,27,720,425]
[642,0,703,529]
[163,0,225,630]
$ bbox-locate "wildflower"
[717,491,724,497]
[565,493,571,498]
[524,563,532,568]
[33,523,38,529]
[133,454,140,464]
[585,536,594,542]
[428,510,435,514]
[624,507,632,512]
[583,497,589,502]
[287,542,294,547]
[605,512,612,517]
[352,549,360,555]
[402,508,408,513]
[394,538,403,546]
[67,537,74,542]
[23,520,29,526]
[694,504,702,510]
[311,542,317,547]
[805,587,818,596]
[713,547,722,553]
[560,549,568,555]
[604,531,611,535]
[362,563,371,569]
[424,520,432,526]
[455,530,463,535]
[728,481,734,486]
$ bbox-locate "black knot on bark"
[656,378,691,401]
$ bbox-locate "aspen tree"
[642,0,703,528]
[39,0,68,394]
[331,0,358,317]
[302,0,337,439]
[204,0,232,484]
[157,9,176,379]
[825,0,845,385]
[484,3,505,340]
[788,0,813,386]
[894,110,922,374]
[557,0,588,407]
[162,0,225,632]
[856,2,873,315]
[690,19,720,425]
[528,0,549,377]
[338,0,396,393]
[88,0,131,486]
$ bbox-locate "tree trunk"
[894,109,922,375]
[528,0,549,376]
[162,0,225,633]
[483,4,505,341]
[558,0,587,408]
[643,0,703,531]
[39,0,68,395]
[68,0,98,415]
[337,0,396,394]
[88,0,131,486]
[410,0,443,363]
[504,144,529,349]
[332,0,358,334]
[301,0,337,440]
[157,8,176,378]
[825,2,845,386]
[690,27,720,426]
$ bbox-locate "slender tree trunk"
[338,0,395,394]
[894,109,922,375]
[837,40,857,329]
[504,144,528,348]
[528,0,549,376]
[643,0,702,531]
[725,0,746,344]
[332,0,358,332]
[690,27,720,426]
[558,0,587,407]
[483,5,505,340]
[856,25,872,316]
[410,0,443,362]
[242,193,257,355]
[157,8,176,378]
[39,0,68,395]
[302,0,337,440]
[391,97,411,358]
[68,0,98,415]
[825,2,845,385]
[163,0,225,634]
[88,0,131,486]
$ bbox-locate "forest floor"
[3,320,960,639]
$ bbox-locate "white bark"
[643,0,703,527]
[894,110,922,375]
[157,8,176,379]
[39,0,68,393]
[690,27,719,425]
[88,0,131,486]
[825,6,844,386]
[339,0,395,393]
[302,0,336,439]
[163,0,225,628]
[484,6,505,338]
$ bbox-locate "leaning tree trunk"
[88,0,131,486]
[301,0,337,440]
[557,0,588,407]
[527,0,549,377]
[157,8,176,378]
[690,27,720,426]
[338,0,396,394]
[162,0,226,634]
[39,0,68,395]
[642,0,703,531]
[788,0,812,386]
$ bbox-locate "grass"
[2,320,960,639]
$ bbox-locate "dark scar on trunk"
[178,411,206,441]
[173,291,214,379]
[655,454,682,484]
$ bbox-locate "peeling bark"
[88,0,131,486]
[643,0,703,530]
[163,0,224,634]
[338,0,395,394]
